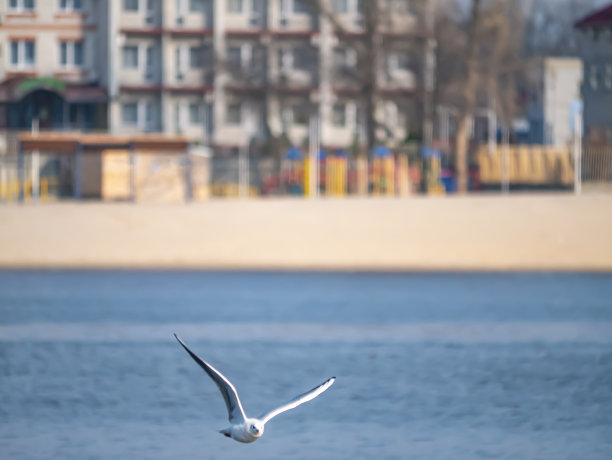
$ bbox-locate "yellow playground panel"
[303,154,413,197]
[478,145,574,186]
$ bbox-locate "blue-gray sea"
[1,271,611,460]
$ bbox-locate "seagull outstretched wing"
[258,377,335,424]
[174,334,247,424]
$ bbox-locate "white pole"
[502,126,510,194]
[0,158,5,202]
[239,146,248,198]
[32,118,40,201]
[315,115,320,197]
[309,116,315,198]
[245,144,250,198]
[309,114,319,198]
[488,108,497,155]
[573,111,582,195]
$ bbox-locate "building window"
[590,64,598,90]
[293,0,309,13]
[333,47,356,69]
[145,0,155,23]
[10,42,19,66]
[176,0,187,20]
[145,45,155,79]
[292,47,310,71]
[227,46,242,68]
[332,103,346,127]
[389,52,411,71]
[292,104,309,125]
[226,103,241,125]
[59,0,82,11]
[394,0,413,14]
[145,101,155,130]
[122,102,138,125]
[227,0,243,13]
[124,0,138,12]
[9,0,35,11]
[189,46,204,69]
[60,41,84,67]
[189,0,205,12]
[189,103,202,124]
[176,46,187,79]
[331,0,348,13]
[122,46,139,69]
[9,40,35,68]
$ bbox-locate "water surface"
[1,271,611,459]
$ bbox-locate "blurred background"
[1,1,612,459]
[0,0,611,199]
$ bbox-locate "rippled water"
[1,271,611,459]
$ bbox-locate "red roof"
[575,3,612,28]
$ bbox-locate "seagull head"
[249,421,264,437]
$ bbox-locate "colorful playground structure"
[209,147,423,199]
[1,131,595,203]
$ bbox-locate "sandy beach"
[1,193,611,271]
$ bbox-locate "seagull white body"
[174,334,335,443]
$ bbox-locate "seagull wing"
[174,334,247,424]
[258,377,335,424]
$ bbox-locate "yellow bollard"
[24,179,32,202]
[304,157,311,197]
[326,157,334,196]
[12,179,20,202]
[339,157,346,196]
[40,178,48,202]
[371,158,380,196]
[397,155,410,196]
[428,157,445,195]
[384,157,395,196]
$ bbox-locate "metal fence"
[0,153,72,202]
[3,143,612,204]
[206,153,424,199]
[582,145,612,183]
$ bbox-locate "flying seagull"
[174,334,335,443]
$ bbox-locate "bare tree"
[523,0,604,57]
[312,0,434,154]
[436,0,525,193]
[454,0,482,194]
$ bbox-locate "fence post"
[185,153,193,203]
[129,142,136,202]
[239,146,249,198]
[0,155,6,202]
[488,107,497,156]
[573,111,582,195]
[501,127,510,194]
[308,114,320,198]
[74,142,82,200]
[18,141,25,203]
[32,117,40,201]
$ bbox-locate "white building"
[0,0,435,152]
[523,58,583,147]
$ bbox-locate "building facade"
[522,58,583,147]
[0,0,108,137]
[1,0,435,153]
[575,3,612,144]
